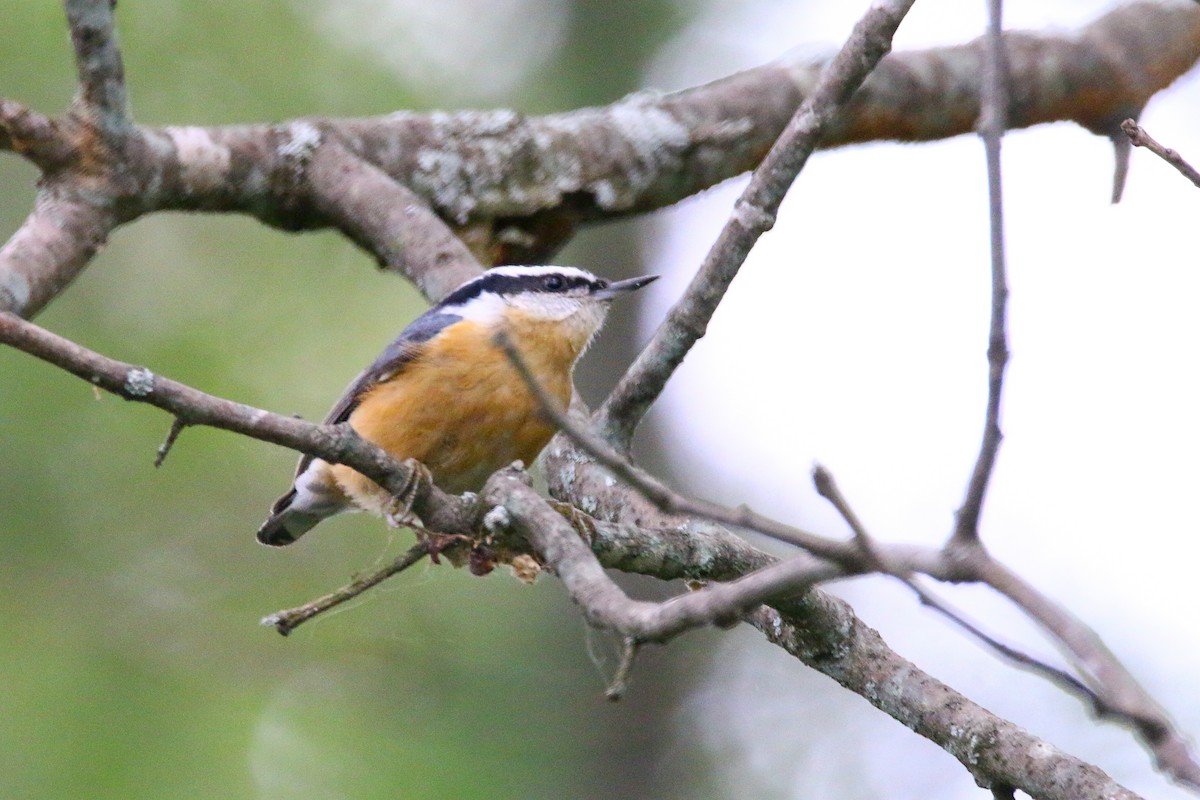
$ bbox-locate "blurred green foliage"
[0,2,703,798]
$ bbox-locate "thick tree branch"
[306,141,483,298]
[747,605,1144,800]
[326,0,1200,225]
[3,2,1198,318]
[0,99,72,170]
[0,190,116,317]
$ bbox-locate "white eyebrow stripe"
[483,265,597,282]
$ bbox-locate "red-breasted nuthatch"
[256,265,657,546]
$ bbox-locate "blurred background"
[2,1,1198,799]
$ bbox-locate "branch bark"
[2,2,1198,317]
[3,301,1186,798]
[3,3,1200,798]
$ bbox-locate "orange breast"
[331,317,577,513]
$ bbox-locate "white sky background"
[641,1,1200,798]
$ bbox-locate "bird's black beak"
[593,274,659,300]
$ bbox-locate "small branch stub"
[1121,119,1200,189]
[605,637,640,702]
[154,417,187,467]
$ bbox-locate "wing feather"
[286,309,462,482]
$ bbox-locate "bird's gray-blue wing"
[286,309,462,483]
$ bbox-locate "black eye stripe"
[438,271,605,307]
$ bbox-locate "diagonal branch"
[0,99,72,171]
[814,464,1103,710]
[0,191,116,318]
[1121,118,1200,189]
[975,558,1200,789]
[504,305,1198,786]
[747,604,1144,800]
[494,331,857,562]
[306,141,484,300]
[64,0,131,134]
[597,0,917,450]
[263,542,430,636]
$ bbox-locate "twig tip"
[153,416,187,467]
[260,613,293,636]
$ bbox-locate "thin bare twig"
[263,542,429,636]
[951,0,1010,548]
[814,463,1100,708]
[1121,119,1200,189]
[913,580,1098,702]
[811,464,885,568]
[489,471,841,645]
[975,558,1200,788]
[604,638,640,702]
[505,327,1110,705]
[494,330,856,563]
[153,417,187,468]
[597,0,919,450]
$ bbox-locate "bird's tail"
[256,505,324,546]
[258,462,350,546]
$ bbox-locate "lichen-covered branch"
[748,605,1143,800]
[3,2,1199,318]
[305,141,484,298]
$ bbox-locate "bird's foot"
[384,458,434,528]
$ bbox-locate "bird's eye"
[543,275,565,291]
